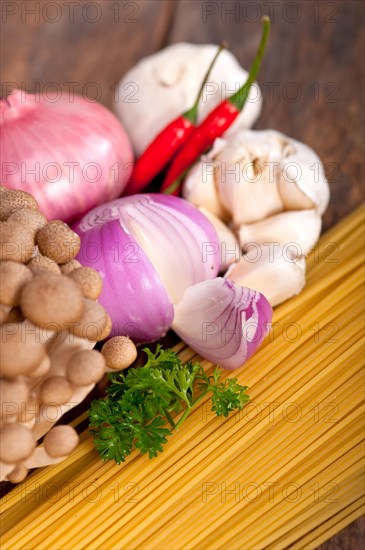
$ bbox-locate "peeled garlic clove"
[225,247,306,307]
[198,207,240,271]
[208,130,284,225]
[183,159,228,221]
[183,138,229,221]
[238,209,322,257]
[278,138,330,215]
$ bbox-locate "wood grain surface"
[1,0,364,548]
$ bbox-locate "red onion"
[74,194,220,341]
[74,194,272,369]
[0,90,133,222]
[74,218,174,342]
[173,278,272,370]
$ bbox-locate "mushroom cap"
[0,261,33,306]
[0,189,39,222]
[20,272,84,330]
[9,208,47,234]
[44,425,79,458]
[99,313,112,341]
[0,379,29,420]
[7,464,29,484]
[27,254,61,275]
[36,221,80,264]
[59,259,82,275]
[68,267,103,300]
[0,423,35,463]
[39,376,73,405]
[27,355,51,378]
[66,349,106,386]
[0,220,35,263]
[70,299,107,341]
[102,336,137,370]
[0,321,47,377]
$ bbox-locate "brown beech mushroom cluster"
[0,188,137,483]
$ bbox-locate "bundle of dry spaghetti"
[1,205,364,549]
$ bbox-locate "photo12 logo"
[1,2,140,24]
[201,2,339,24]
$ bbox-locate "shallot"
[1,90,133,222]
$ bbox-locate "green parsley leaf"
[89,347,250,463]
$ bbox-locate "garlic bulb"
[183,129,330,225]
[116,43,262,156]
[226,247,306,306]
[183,129,329,307]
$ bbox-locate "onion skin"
[75,194,220,302]
[0,90,133,223]
[75,219,174,342]
[172,278,272,370]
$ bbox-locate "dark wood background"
[1,0,364,547]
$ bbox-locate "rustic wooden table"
[1,0,364,548]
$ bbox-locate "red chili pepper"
[124,45,225,195]
[161,16,270,196]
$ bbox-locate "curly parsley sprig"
[89,345,250,463]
